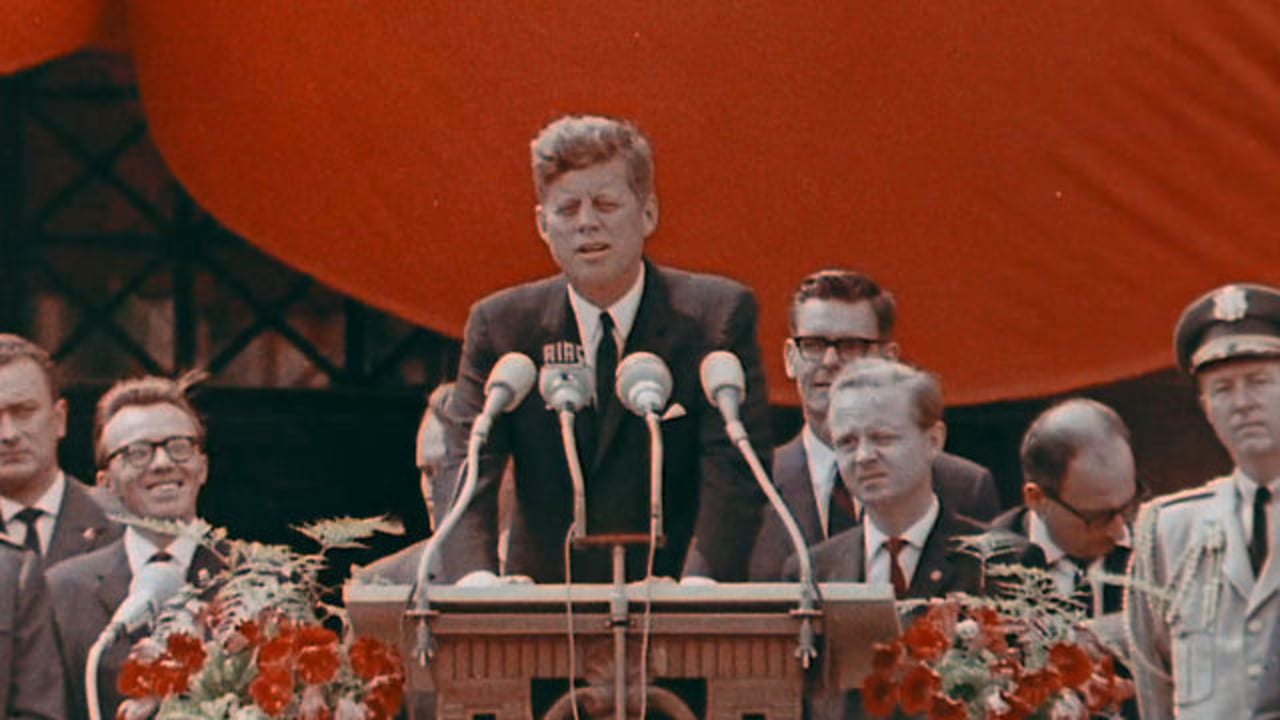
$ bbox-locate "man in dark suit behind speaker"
[750,270,999,580]
[0,334,121,568]
[436,115,771,585]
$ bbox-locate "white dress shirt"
[566,264,645,367]
[802,426,852,538]
[0,470,66,553]
[1027,509,1131,616]
[123,526,199,578]
[865,494,940,587]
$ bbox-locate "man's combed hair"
[788,269,896,336]
[0,333,60,399]
[1020,398,1131,494]
[93,371,208,467]
[531,115,654,201]
[829,357,943,429]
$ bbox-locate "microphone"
[616,352,673,416]
[472,353,537,441]
[700,351,747,442]
[539,362,594,413]
[108,560,186,636]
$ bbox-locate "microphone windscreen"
[485,353,537,412]
[112,561,186,631]
[616,352,673,414]
[539,363,594,412]
[700,351,745,405]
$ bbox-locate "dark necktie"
[149,550,175,564]
[14,507,43,555]
[827,468,858,537]
[1068,556,1096,617]
[595,311,618,423]
[885,537,909,598]
[1251,485,1272,576]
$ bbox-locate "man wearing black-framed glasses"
[749,269,1000,579]
[986,398,1138,619]
[47,373,223,720]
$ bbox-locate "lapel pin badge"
[929,569,943,582]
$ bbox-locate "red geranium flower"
[298,643,342,685]
[1048,642,1093,688]
[364,676,406,720]
[902,618,949,663]
[899,664,942,715]
[929,693,969,720]
[1012,667,1062,708]
[970,607,1009,654]
[871,642,903,674]
[862,672,899,718]
[166,633,206,675]
[117,658,155,698]
[150,656,192,696]
[238,619,263,647]
[349,636,399,681]
[991,692,1034,720]
[250,669,295,717]
[258,634,298,675]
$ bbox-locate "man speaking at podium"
[436,114,771,585]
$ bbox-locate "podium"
[345,581,898,719]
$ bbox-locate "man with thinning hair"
[438,114,771,584]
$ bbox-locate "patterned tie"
[595,311,618,423]
[885,537,909,598]
[827,467,859,537]
[1251,485,1272,576]
[14,507,43,555]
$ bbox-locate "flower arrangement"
[114,516,407,720]
[861,596,1133,719]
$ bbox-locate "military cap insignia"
[1212,285,1248,322]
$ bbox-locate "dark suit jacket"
[438,261,771,583]
[0,540,65,719]
[47,476,123,568]
[356,539,428,585]
[781,501,986,598]
[982,506,1129,616]
[750,433,1000,580]
[48,538,224,720]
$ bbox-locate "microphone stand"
[555,409,589,542]
[725,418,820,668]
[412,429,482,665]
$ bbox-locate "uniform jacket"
[437,261,771,583]
[48,538,223,720]
[1128,475,1280,720]
[750,433,1000,580]
[0,538,66,719]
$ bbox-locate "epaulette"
[1145,481,1220,510]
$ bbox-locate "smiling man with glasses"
[749,269,1000,579]
[47,373,224,720]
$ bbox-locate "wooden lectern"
[345,581,898,719]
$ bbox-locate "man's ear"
[534,205,550,244]
[926,420,947,459]
[98,469,114,494]
[783,339,799,380]
[53,397,68,440]
[879,341,901,361]
[642,194,659,236]
[1024,483,1045,509]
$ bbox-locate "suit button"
[1249,663,1264,678]
[1249,619,1264,634]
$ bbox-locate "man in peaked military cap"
[1128,282,1280,719]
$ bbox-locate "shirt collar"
[1236,468,1279,504]
[866,493,940,552]
[123,525,198,576]
[802,424,839,497]
[0,470,66,525]
[1026,507,1131,566]
[567,263,646,357]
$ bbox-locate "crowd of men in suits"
[4,112,1280,719]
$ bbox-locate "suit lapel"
[591,262,675,471]
[908,510,959,598]
[777,436,824,544]
[845,527,867,582]
[49,477,115,565]
[96,541,132,616]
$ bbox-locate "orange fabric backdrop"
[5,2,1280,404]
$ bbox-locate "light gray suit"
[1128,474,1280,719]
[0,537,65,719]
